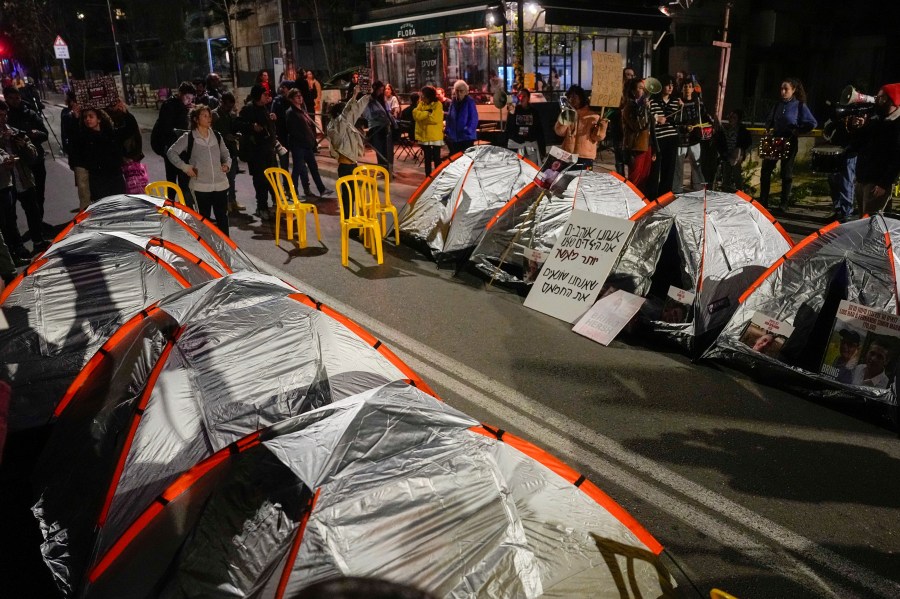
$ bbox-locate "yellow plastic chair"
[710,590,739,599]
[336,175,383,267]
[145,181,186,205]
[353,164,399,244]
[264,167,322,248]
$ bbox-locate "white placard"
[54,45,70,59]
[572,289,645,345]
[524,209,635,323]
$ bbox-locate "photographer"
[3,86,48,226]
[150,81,196,206]
[0,100,45,257]
[855,83,900,214]
[823,91,868,222]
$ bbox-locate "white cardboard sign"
[572,289,645,345]
[524,210,634,323]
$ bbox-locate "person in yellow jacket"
[412,85,444,176]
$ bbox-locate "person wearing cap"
[238,84,278,219]
[855,83,900,214]
[150,81,196,206]
[832,328,861,383]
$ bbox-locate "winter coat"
[167,129,231,192]
[446,95,478,143]
[412,100,444,143]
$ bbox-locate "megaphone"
[840,85,875,105]
[493,88,509,109]
[644,77,662,96]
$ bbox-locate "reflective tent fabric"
[32,272,435,597]
[394,146,539,260]
[703,215,900,407]
[81,383,674,599]
[53,194,258,274]
[608,191,793,351]
[471,169,649,285]
[0,231,220,431]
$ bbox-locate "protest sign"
[573,289,645,345]
[534,146,577,192]
[738,311,794,359]
[591,52,622,109]
[524,210,634,323]
[819,300,900,388]
[71,77,119,110]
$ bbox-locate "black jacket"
[285,106,317,149]
[237,102,276,163]
[856,116,900,190]
[7,104,47,158]
[151,96,190,156]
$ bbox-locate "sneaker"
[318,188,334,198]
[12,255,31,267]
[228,200,246,214]
[254,208,272,220]
[32,240,51,254]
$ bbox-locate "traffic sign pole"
[61,58,70,90]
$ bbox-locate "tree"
[0,0,59,77]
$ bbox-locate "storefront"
[346,1,671,100]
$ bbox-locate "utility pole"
[106,0,123,75]
[713,2,732,121]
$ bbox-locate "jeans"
[828,154,857,217]
[194,190,229,236]
[248,158,275,212]
[74,167,91,211]
[290,145,326,195]
[655,137,678,197]
[759,138,798,207]
[422,145,442,177]
[369,126,393,170]
[225,155,238,203]
[0,186,43,249]
[337,162,357,217]
[674,144,705,193]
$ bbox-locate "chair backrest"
[263,167,300,210]
[336,175,378,221]
[353,164,390,208]
[145,181,186,205]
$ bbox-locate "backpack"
[150,101,173,156]
[178,129,224,164]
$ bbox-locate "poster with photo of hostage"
[738,311,794,359]
[660,286,695,324]
[534,146,577,193]
[71,77,119,110]
[820,300,900,389]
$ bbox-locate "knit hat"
[880,83,900,107]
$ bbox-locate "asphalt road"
[6,100,899,598]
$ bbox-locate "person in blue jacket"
[445,80,479,155]
[759,77,817,211]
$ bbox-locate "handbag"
[122,161,149,194]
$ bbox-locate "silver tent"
[470,169,649,285]
[608,190,793,352]
[0,231,221,430]
[79,382,675,599]
[703,215,900,407]
[394,146,539,260]
[32,272,432,597]
[53,193,258,274]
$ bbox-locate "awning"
[543,2,672,32]
[346,3,492,44]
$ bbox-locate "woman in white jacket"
[167,105,232,235]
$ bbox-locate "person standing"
[107,99,145,194]
[445,80,478,155]
[75,108,126,202]
[554,85,607,170]
[713,108,752,193]
[61,92,91,211]
[272,80,294,172]
[384,84,401,118]
[4,86,48,231]
[327,92,373,216]
[212,92,244,214]
[609,67,637,177]
[239,84,279,219]
[413,86,444,177]
[672,78,710,193]
[622,78,655,196]
[650,76,679,197]
[167,105,232,236]
[759,78,817,210]
[364,81,396,173]
[306,70,323,129]
[256,70,271,95]
[506,89,542,165]
[855,83,900,214]
[285,88,328,198]
[150,81,196,206]
[0,102,44,257]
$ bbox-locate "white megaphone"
[840,85,876,105]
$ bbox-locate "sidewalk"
[45,91,836,238]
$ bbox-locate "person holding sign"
[553,85,607,169]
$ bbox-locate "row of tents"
[0,194,677,597]
[392,146,900,416]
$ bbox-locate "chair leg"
[275,211,281,245]
[392,213,400,244]
[298,212,307,249]
[341,225,349,267]
[311,206,321,242]
[286,211,294,245]
[373,226,384,265]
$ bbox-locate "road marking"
[256,258,900,599]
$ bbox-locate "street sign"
[53,35,70,59]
